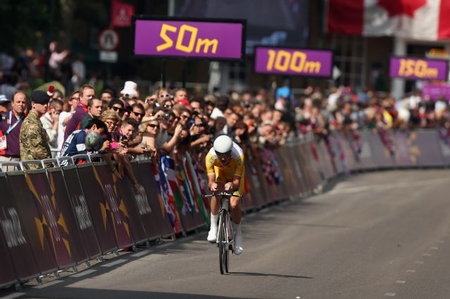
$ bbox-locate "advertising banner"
[254,46,333,77]
[422,83,450,101]
[6,172,58,275]
[113,168,149,245]
[90,163,135,249]
[414,130,445,167]
[134,17,245,60]
[61,166,101,259]
[131,161,172,240]
[0,173,28,286]
[47,168,89,264]
[76,164,118,254]
[24,170,76,269]
[389,56,448,81]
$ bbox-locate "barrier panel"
[6,170,58,275]
[392,131,417,168]
[365,131,396,169]
[0,172,38,285]
[356,131,376,170]
[131,161,174,239]
[46,167,89,265]
[76,163,119,254]
[0,214,18,288]
[60,165,102,259]
[91,162,136,248]
[414,130,446,167]
[24,169,77,269]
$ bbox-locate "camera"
[0,114,6,122]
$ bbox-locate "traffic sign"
[99,29,120,51]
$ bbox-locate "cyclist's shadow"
[228,272,313,279]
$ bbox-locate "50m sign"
[134,18,245,60]
[254,47,333,78]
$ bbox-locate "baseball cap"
[0,95,10,104]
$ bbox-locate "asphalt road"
[2,170,450,299]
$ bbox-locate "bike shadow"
[228,271,313,279]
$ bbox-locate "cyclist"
[205,134,245,255]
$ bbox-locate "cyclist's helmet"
[213,135,233,155]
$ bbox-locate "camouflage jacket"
[20,110,51,169]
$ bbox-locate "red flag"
[111,0,135,27]
[327,0,450,40]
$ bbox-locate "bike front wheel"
[218,210,229,274]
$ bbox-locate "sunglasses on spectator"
[112,106,124,113]
[159,94,173,99]
[148,124,159,128]
[180,114,190,119]
[132,111,145,118]
[163,104,173,109]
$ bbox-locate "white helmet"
[213,135,233,154]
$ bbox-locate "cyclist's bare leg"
[230,196,241,224]
[230,195,244,255]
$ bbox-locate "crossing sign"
[99,29,120,51]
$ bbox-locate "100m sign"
[157,24,218,54]
[266,50,322,74]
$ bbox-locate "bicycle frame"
[204,192,235,274]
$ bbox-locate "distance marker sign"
[134,17,245,61]
[254,46,333,78]
[389,56,448,81]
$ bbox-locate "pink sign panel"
[254,46,333,77]
[134,18,245,60]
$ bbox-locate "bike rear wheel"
[218,210,229,274]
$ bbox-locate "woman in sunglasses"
[139,120,159,160]
[155,87,173,106]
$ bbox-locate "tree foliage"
[0,0,63,54]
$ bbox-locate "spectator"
[80,97,103,129]
[101,89,114,103]
[0,95,10,113]
[0,91,27,170]
[64,84,95,140]
[60,118,109,158]
[20,90,52,169]
[40,98,63,157]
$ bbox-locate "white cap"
[0,95,10,104]
[120,81,138,98]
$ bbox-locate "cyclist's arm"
[226,174,241,192]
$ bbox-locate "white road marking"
[423,253,432,257]
[430,247,439,250]
[33,280,62,289]
[395,280,406,284]
[101,259,127,268]
[384,293,396,297]
[70,269,96,277]
[131,250,151,257]
[415,261,424,264]
[0,293,25,299]
[406,270,416,273]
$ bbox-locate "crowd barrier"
[0,129,449,289]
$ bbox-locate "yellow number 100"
[266,50,321,73]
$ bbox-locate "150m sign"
[254,47,333,77]
[134,18,245,60]
[389,57,448,81]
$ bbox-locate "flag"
[327,0,450,40]
[111,0,135,27]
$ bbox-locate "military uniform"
[20,107,51,170]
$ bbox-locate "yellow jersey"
[205,141,245,196]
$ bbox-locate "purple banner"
[422,83,450,101]
[254,47,333,77]
[389,56,448,81]
[134,18,245,60]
